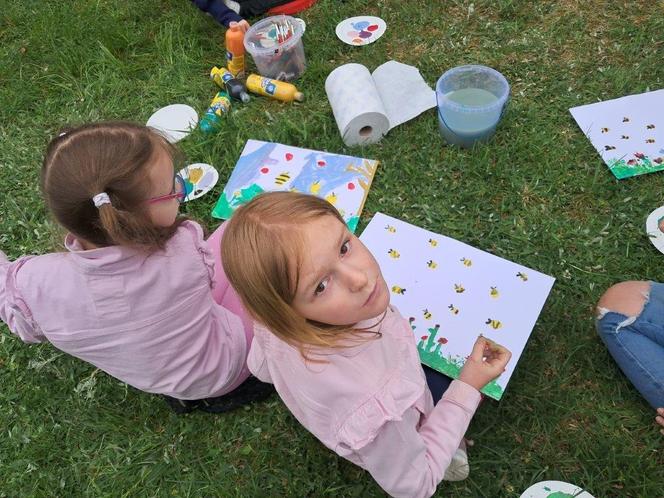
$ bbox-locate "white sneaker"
[224,0,241,13]
[443,447,470,481]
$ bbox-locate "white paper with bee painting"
[360,213,555,400]
[569,89,664,180]
[211,140,378,233]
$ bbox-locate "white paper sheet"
[360,213,555,400]
[569,89,664,179]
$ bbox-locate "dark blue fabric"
[423,365,452,405]
[191,0,243,26]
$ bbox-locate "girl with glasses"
[0,122,271,413]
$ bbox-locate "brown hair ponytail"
[41,121,184,250]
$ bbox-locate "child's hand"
[230,20,250,33]
[458,336,512,391]
[656,408,664,435]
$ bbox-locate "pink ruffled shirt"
[248,305,482,498]
[0,220,251,400]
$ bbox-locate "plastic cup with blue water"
[436,65,510,148]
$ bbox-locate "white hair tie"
[92,192,111,208]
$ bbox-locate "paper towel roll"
[325,64,390,146]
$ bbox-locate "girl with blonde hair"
[222,191,512,497]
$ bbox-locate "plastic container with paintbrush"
[243,15,306,81]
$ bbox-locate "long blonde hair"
[221,192,381,356]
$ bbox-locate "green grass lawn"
[1,0,663,496]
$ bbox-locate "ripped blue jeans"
[596,281,664,409]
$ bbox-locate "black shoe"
[198,376,275,414]
[162,395,202,414]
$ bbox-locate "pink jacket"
[0,220,251,399]
[248,305,482,498]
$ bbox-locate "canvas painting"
[360,213,555,400]
[212,140,378,232]
[570,89,664,179]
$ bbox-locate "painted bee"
[274,172,291,185]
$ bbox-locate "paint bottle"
[210,66,250,103]
[199,91,231,133]
[225,24,245,78]
[246,74,304,103]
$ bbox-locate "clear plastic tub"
[244,15,306,81]
[436,65,510,148]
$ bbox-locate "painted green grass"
[211,183,265,218]
[608,156,664,179]
[417,327,505,400]
[1,0,663,496]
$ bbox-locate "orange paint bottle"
[225,24,245,78]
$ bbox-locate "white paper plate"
[147,104,198,143]
[179,163,219,202]
[646,205,664,254]
[335,16,386,46]
[520,480,595,498]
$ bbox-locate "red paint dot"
[347,182,355,190]
[317,160,326,167]
[260,167,269,174]
[285,153,293,161]
[367,24,379,31]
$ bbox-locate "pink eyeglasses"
[146,173,187,204]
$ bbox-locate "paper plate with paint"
[147,104,198,143]
[520,480,596,498]
[335,16,386,46]
[179,163,219,202]
[646,205,664,254]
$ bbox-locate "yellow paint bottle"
[246,74,304,103]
